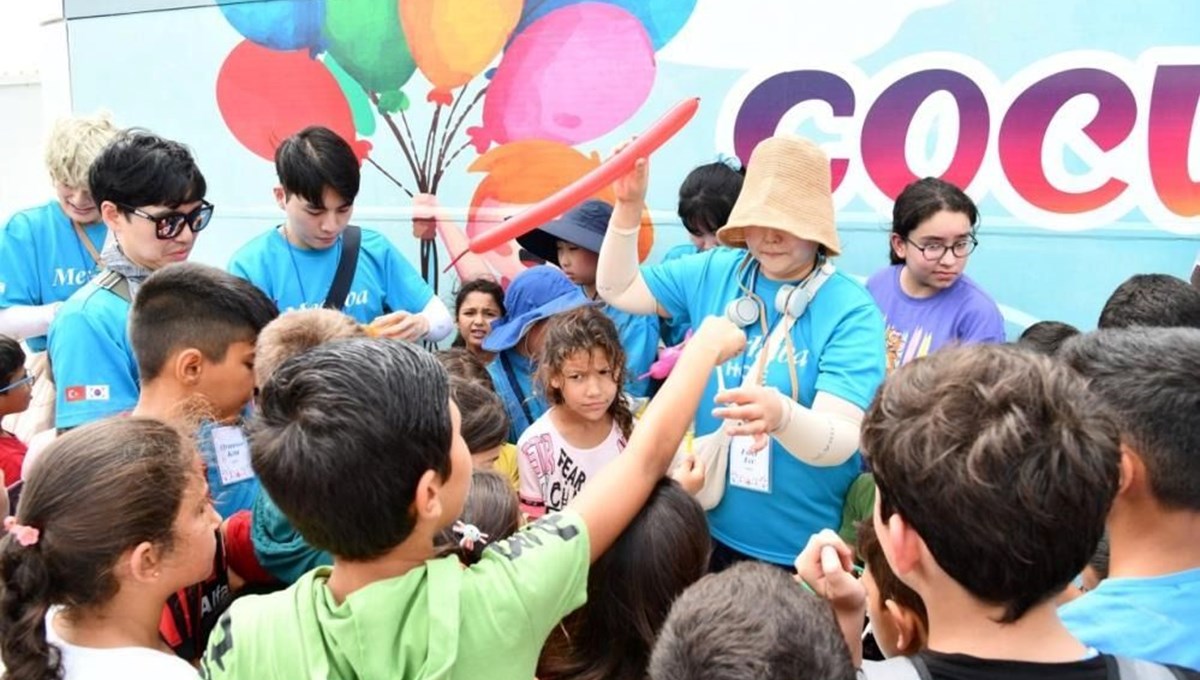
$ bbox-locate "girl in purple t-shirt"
[867,178,1005,371]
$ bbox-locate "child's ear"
[1117,442,1144,498]
[273,186,287,210]
[124,541,165,585]
[174,348,206,386]
[412,468,444,523]
[890,233,907,261]
[883,598,926,656]
[884,513,922,577]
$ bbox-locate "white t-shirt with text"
[516,408,626,518]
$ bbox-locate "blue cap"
[515,199,613,265]
[482,266,593,352]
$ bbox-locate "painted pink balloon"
[467,3,656,153]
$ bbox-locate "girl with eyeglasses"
[867,177,1005,372]
[0,336,34,486]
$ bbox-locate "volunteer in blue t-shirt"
[0,113,119,352]
[228,126,452,342]
[48,130,212,430]
[597,136,886,568]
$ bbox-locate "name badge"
[212,426,255,486]
[728,435,771,493]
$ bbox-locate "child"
[47,129,210,429]
[482,265,593,441]
[856,521,928,659]
[1098,273,1200,329]
[252,307,364,388]
[438,349,520,486]
[449,377,511,470]
[0,337,32,483]
[539,479,711,680]
[435,469,522,566]
[0,417,220,679]
[228,126,452,342]
[868,177,1005,371]
[1058,328,1200,669]
[451,277,505,362]
[1017,320,1080,355]
[794,344,1197,678]
[129,262,278,517]
[200,316,746,680]
[648,561,855,680]
[517,306,633,518]
[516,200,659,396]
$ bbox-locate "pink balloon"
[468,3,656,153]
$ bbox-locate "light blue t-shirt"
[643,247,886,565]
[228,227,434,325]
[0,201,107,352]
[602,302,658,398]
[47,283,139,429]
[1059,568,1200,670]
[658,244,715,347]
[196,420,260,519]
[488,349,548,443]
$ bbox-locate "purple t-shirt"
[867,265,1005,371]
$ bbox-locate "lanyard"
[499,352,536,426]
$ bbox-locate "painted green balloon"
[323,53,377,136]
[377,89,411,114]
[323,0,416,93]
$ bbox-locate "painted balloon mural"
[215,0,698,294]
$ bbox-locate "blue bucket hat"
[515,199,613,265]
[482,265,593,353]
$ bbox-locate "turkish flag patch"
[65,386,86,402]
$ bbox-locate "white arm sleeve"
[0,304,60,340]
[772,391,865,467]
[596,218,660,316]
[419,296,454,343]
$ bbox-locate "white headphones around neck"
[725,257,835,328]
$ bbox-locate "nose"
[937,248,961,264]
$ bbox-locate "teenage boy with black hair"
[229,125,452,342]
[125,262,277,662]
[795,344,1199,679]
[1058,328,1200,670]
[200,317,746,679]
[47,129,211,430]
[648,561,855,680]
[1098,274,1200,330]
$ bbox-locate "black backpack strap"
[1115,655,1190,680]
[91,269,131,303]
[860,657,930,680]
[499,352,536,426]
[323,226,362,311]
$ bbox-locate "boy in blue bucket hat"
[517,200,659,397]
[482,266,593,441]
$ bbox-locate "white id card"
[728,435,771,493]
[212,426,255,486]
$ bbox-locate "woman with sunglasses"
[867,177,1005,372]
[46,129,211,431]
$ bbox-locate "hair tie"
[3,517,40,547]
[452,521,489,552]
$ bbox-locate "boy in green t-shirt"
[200,318,745,680]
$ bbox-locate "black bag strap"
[323,226,361,311]
[1114,655,1190,680]
[91,269,131,304]
[499,352,536,426]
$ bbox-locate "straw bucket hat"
[716,135,841,256]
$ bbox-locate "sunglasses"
[117,200,215,240]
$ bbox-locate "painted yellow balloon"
[400,0,523,106]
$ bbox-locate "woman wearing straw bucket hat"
[597,135,886,570]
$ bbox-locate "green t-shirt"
[200,511,590,680]
[838,472,876,550]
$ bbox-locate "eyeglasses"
[905,236,978,261]
[117,200,214,240]
[0,374,35,394]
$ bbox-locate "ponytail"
[0,537,61,680]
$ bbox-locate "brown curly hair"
[535,306,633,438]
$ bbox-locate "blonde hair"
[43,112,119,189]
[254,309,365,386]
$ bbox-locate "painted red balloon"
[217,40,371,161]
[467,97,699,254]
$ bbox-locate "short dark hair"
[889,177,978,265]
[449,377,509,454]
[1098,274,1200,330]
[541,480,711,680]
[1017,321,1080,356]
[89,128,206,211]
[864,345,1121,623]
[130,263,279,382]
[250,339,452,559]
[0,336,25,384]
[649,561,854,680]
[677,161,744,237]
[435,348,494,389]
[275,126,360,207]
[1061,328,1200,511]
[856,521,928,631]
